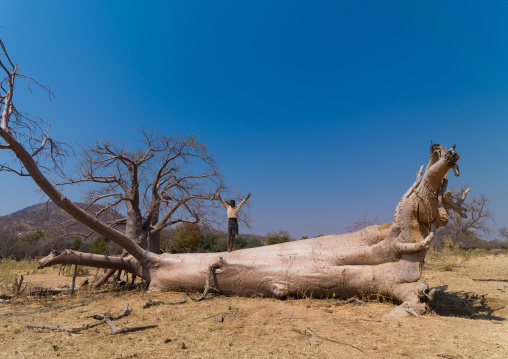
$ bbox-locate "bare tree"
[433,185,494,249]
[344,210,381,233]
[500,227,508,240]
[0,228,16,259]
[1,38,471,317]
[56,132,225,254]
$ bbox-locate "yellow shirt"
[220,197,247,219]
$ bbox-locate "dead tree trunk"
[1,38,468,317]
[38,144,466,317]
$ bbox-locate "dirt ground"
[0,254,507,359]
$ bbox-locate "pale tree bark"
[1,38,469,317]
[38,144,466,317]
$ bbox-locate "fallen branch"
[472,278,508,283]
[191,259,223,302]
[105,318,158,335]
[12,275,26,295]
[93,268,116,289]
[143,298,186,309]
[306,327,364,354]
[27,301,157,335]
[93,301,131,320]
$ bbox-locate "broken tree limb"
[191,259,224,302]
[28,318,109,333]
[105,318,158,335]
[27,301,155,335]
[93,268,117,289]
[93,301,131,320]
[143,298,187,309]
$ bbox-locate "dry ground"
[0,254,507,359]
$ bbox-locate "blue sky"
[1,1,507,239]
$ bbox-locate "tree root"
[191,258,224,302]
[27,301,157,334]
[143,298,186,308]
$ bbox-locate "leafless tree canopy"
[56,131,227,253]
[344,210,382,234]
[433,184,495,249]
[0,37,232,265]
[0,39,69,177]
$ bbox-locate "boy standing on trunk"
[216,192,251,252]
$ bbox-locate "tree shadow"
[430,285,505,321]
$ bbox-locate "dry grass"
[0,254,507,358]
[425,239,487,272]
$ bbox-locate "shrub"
[170,223,202,253]
[266,230,291,245]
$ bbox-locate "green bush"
[246,238,263,248]
[171,223,202,253]
[266,230,291,245]
[92,237,109,254]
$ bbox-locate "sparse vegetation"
[266,230,291,245]
[425,238,488,271]
[0,259,40,288]
[0,253,506,358]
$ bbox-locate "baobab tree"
[1,38,470,316]
[56,132,226,254]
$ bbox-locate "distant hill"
[0,203,267,241]
[0,202,123,237]
[0,203,268,246]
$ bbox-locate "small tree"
[0,229,16,259]
[170,223,202,253]
[92,237,109,254]
[246,238,263,248]
[433,185,494,249]
[344,210,382,233]
[234,237,249,249]
[266,230,291,245]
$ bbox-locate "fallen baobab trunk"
[39,143,468,317]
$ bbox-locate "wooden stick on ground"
[27,301,157,335]
[143,298,186,309]
[105,318,158,335]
